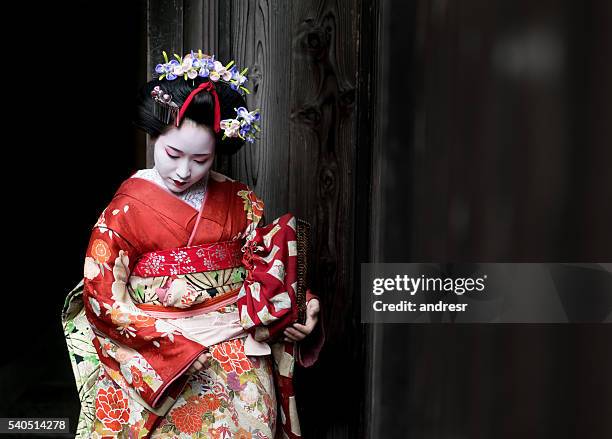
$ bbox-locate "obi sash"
[130,240,245,317]
[129,213,308,341]
[133,240,244,277]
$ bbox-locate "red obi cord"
[175,81,221,132]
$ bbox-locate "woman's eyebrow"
[166,145,211,156]
[166,145,184,154]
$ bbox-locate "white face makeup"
[153,118,216,193]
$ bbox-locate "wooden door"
[144,1,381,437]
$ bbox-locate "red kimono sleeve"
[82,205,206,409]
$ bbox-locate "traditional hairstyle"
[133,51,261,156]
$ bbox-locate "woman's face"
[153,119,216,193]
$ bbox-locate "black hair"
[134,77,248,155]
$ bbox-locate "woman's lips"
[172,179,187,187]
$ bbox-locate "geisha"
[62,51,324,439]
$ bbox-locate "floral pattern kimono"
[62,171,323,439]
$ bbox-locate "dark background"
[1,2,145,435]
[372,0,612,438]
[2,1,611,438]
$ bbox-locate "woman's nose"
[176,161,191,180]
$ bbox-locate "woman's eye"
[165,150,179,159]
[194,160,206,164]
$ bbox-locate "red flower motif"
[201,394,221,412]
[95,386,130,433]
[185,393,221,416]
[170,403,202,434]
[130,366,145,391]
[211,338,253,375]
[185,395,207,416]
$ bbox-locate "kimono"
[62,170,323,439]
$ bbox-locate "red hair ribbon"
[175,81,221,133]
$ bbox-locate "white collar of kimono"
[132,168,208,211]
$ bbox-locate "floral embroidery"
[101,339,165,394]
[183,395,208,416]
[111,250,130,302]
[213,247,227,260]
[148,347,275,437]
[95,386,130,433]
[84,257,101,280]
[91,239,112,264]
[238,189,264,229]
[154,319,180,343]
[239,382,259,405]
[170,249,190,264]
[135,241,242,278]
[87,240,113,277]
[103,302,137,338]
[235,427,253,439]
[211,338,252,375]
[169,402,202,434]
[140,254,166,276]
[114,347,134,364]
[227,371,245,392]
[200,394,221,412]
[130,366,145,392]
[162,278,206,308]
[208,426,224,439]
[132,313,155,328]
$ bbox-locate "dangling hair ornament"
[150,86,179,125]
[153,50,261,142]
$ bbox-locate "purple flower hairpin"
[155,50,250,96]
[220,107,261,143]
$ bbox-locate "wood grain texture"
[146,0,184,166]
[289,1,359,438]
[222,1,363,437]
[183,0,220,54]
[225,0,292,222]
[183,0,203,50]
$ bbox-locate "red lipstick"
[172,179,187,187]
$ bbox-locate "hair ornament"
[155,50,250,95]
[220,107,261,143]
[151,85,179,125]
[153,50,261,142]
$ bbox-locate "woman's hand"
[187,352,212,374]
[283,298,320,342]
